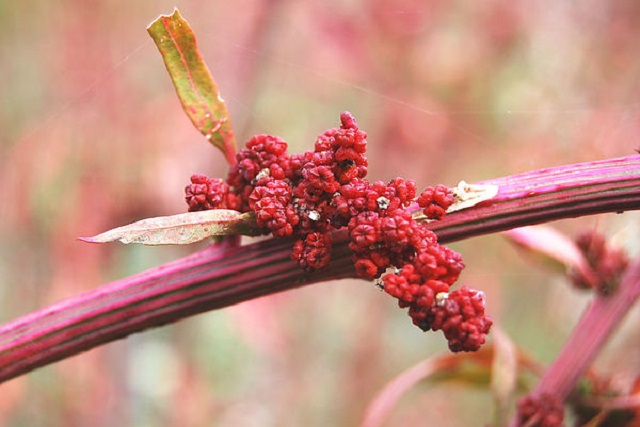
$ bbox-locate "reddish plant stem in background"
[0,155,639,383]
[542,258,640,397]
[507,258,640,427]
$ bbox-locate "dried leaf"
[79,210,261,245]
[412,181,499,222]
[448,181,499,213]
[147,8,237,165]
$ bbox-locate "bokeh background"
[1,1,640,426]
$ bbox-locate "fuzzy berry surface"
[185,112,492,352]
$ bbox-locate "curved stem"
[1,154,639,383]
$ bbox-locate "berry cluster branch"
[0,155,639,383]
[181,116,640,353]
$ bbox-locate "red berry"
[353,256,381,279]
[388,177,417,206]
[313,117,368,186]
[302,164,340,194]
[185,174,237,211]
[414,244,464,286]
[380,210,414,247]
[348,211,382,251]
[340,111,358,130]
[249,178,299,237]
[291,232,332,271]
[417,184,454,220]
[423,286,492,352]
[226,134,292,211]
[332,178,370,222]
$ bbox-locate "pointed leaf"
[147,8,237,165]
[79,210,261,245]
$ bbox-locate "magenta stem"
[0,154,639,383]
[534,258,640,399]
[0,237,355,382]
[507,258,640,427]
[430,154,640,241]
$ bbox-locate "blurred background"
[1,1,640,426]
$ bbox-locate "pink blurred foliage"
[228,295,292,359]
[1,0,640,426]
[505,226,596,285]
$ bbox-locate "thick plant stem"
[0,237,355,383]
[430,154,640,241]
[0,154,639,383]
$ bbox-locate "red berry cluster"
[516,394,565,427]
[226,134,293,211]
[421,286,492,352]
[185,174,240,211]
[418,184,455,220]
[291,231,332,271]
[185,112,492,352]
[249,178,299,237]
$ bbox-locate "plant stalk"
[534,257,640,400]
[506,256,640,427]
[1,154,639,383]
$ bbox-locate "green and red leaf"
[147,8,237,165]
